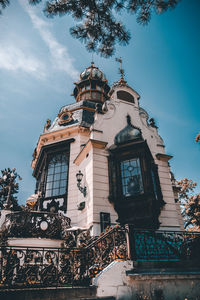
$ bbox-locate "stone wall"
[94,261,200,300]
[0,286,97,300]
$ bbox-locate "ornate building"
[1,63,199,300]
[31,62,183,235]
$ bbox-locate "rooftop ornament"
[115,57,127,86]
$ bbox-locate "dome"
[73,63,110,103]
[114,115,142,145]
[80,63,107,81]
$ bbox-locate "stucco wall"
[94,261,200,300]
[31,81,183,233]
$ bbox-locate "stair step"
[81,297,116,300]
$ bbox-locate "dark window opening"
[91,81,96,89]
[100,212,111,232]
[117,91,135,103]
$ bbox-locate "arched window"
[117,90,135,103]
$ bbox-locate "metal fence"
[0,227,199,288]
[0,226,128,288]
[130,229,200,261]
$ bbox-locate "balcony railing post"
[125,224,137,260]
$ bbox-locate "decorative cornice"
[31,125,90,169]
[74,139,108,166]
[156,153,173,161]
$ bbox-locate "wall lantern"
[76,170,87,197]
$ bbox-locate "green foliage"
[177,178,200,231]
[0,0,181,57]
[0,168,22,210]
[42,0,180,57]
[0,0,9,14]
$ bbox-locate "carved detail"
[1,211,71,239]
[58,109,73,125]
[44,119,51,132]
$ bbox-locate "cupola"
[73,62,110,103]
[114,115,142,145]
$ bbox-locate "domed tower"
[73,62,110,103]
[30,62,183,236]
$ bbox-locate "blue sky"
[0,0,199,204]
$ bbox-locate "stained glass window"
[45,153,68,197]
[120,158,144,196]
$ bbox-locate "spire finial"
[115,57,127,85]
[91,53,94,67]
[115,57,124,80]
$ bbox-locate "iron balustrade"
[85,225,129,276]
[0,246,89,288]
[130,228,200,261]
[0,226,128,288]
[1,211,71,239]
[0,227,199,289]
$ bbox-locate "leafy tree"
[0,168,22,210]
[1,0,180,57]
[177,178,200,231]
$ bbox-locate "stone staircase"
[0,286,116,300]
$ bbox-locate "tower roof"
[114,115,142,145]
[73,62,110,103]
[80,62,107,81]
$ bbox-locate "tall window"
[120,158,144,197]
[45,153,68,198]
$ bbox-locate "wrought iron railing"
[131,229,200,261]
[85,225,128,276]
[1,211,71,239]
[0,226,199,288]
[0,226,128,288]
[0,246,88,288]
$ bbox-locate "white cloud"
[19,0,79,80]
[0,45,46,79]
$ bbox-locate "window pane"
[52,188,59,196]
[47,174,53,181]
[120,158,144,197]
[59,187,66,195]
[45,190,51,197]
[45,153,69,197]
[61,165,68,172]
[54,166,61,174]
[46,181,53,190]
[53,181,60,189]
[48,167,54,175]
[54,173,60,181]
[61,172,67,180]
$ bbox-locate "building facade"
[31,63,183,236]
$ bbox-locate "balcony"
[1,211,71,240]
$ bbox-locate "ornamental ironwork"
[0,225,128,288]
[0,227,199,289]
[1,211,71,240]
[131,229,200,262]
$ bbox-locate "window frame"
[108,140,164,229]
[119,157,144,198]
[33,139,74,213]
[44,151,69,199]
